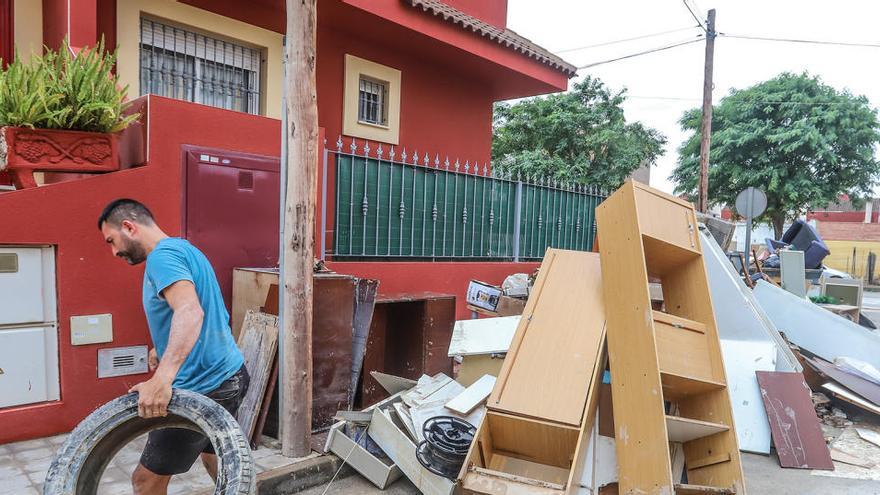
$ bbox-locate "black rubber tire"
[44,389,255,495]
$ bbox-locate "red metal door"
[184,147,280,309]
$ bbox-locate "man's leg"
[132,463,172,495]
[200,452,218,481]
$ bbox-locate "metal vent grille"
[0,253,18,273]
[98,346,149,378]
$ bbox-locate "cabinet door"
[0,247,46,325]
[0,326,57,408]
[634,186,699,251]
[488,249,606,426]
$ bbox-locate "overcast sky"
[507,0,880,193]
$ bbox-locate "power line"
[627,95,860,106]
[576,36,704,70]
[681,0,706,31]
[554,26,702,54]
[720,33,880,48]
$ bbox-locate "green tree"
[492,77,666,190]
[672,72,880,238]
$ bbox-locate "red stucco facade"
[2,0,571,442]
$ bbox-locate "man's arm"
[129,280,204,418]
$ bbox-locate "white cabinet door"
[0,247,52,326]
[0,326,59,408]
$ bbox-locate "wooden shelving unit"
[596,181,746,495]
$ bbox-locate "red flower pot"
[0,126,120,188]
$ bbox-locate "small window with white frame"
[358,76,389,127]
[344,55,401,145]
[139,17,263,115]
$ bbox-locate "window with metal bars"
[139,17,262,114]
[358,76,388,126]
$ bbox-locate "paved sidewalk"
[0,432,302,495]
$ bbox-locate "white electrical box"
[0,246,59,409]
[0,247,55,325]
[70,313,113,345]
[0,325,59,408]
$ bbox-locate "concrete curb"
[195,454,354,495]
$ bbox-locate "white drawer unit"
[0,246,56,326]
[0,325,60,408]
[0,246,59,409]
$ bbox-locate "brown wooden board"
[803,356,880,406]
[755,371,834,470]
[312,274,357,430]
[236,311,279,444]
[488,250,606,426]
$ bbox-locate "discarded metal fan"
[415,416,476,480]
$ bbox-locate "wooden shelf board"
[675,483,736,494]
[643,234,701,277]
[661,371,726,401]
[652,311,707,334]
[665,415,729,443]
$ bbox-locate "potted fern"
[0,39,137,188]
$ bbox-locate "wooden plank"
[755,371,834,470]
[674,484,735,495]
[665,415,728,443]
[822,382,880,416]
[448,316,520,356]
[446,374,496,415]
[488,455,570,485]
[458,354,505,387]
[652,311,707,333]
[655,320,714,382]
[687,452,730,471]
[660,372,726,400]
[830,448,875,468]
[803,356,880,406]
[489,249,606,426]
[231,268,277,339]
[462,467,565,495]
[370,371,417,396]
[235,310,279,445]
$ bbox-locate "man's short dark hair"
[97,199,156,230]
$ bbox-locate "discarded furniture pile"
[316,181,880,493]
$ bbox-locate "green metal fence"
[330,139,606,260]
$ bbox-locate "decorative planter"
[0,126,120,188]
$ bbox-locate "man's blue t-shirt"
[142,237,243,394]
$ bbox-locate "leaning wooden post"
[281,0,318,457]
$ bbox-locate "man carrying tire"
[98,198,250,495]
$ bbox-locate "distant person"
[98,198,248,495]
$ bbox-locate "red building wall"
[0,97,539,443]
[316,23,494,164]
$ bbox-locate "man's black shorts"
[139,365,250,476]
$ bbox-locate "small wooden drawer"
[460,411,583,494]
[634,185,699,252]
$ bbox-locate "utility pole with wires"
[697,8,716,213]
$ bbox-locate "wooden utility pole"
[281,0,318,458]
[697,8,716,213]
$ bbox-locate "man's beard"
[117,238,147,265]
